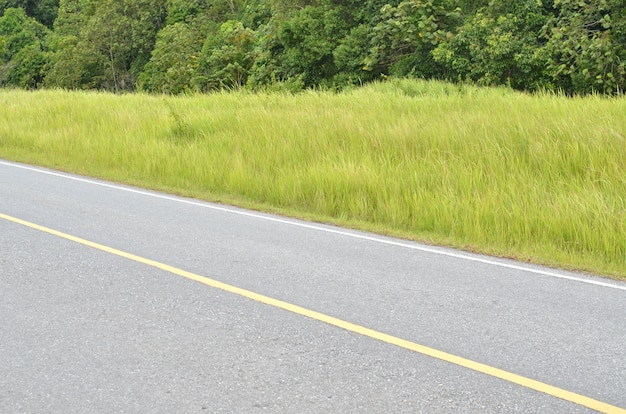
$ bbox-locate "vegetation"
[1,0,626,95]
[1,81,624,278]
[1,2,624,277]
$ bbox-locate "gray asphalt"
[1,160,625,413]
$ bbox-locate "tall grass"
[1,80,624,277]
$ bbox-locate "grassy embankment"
[1,80,624,278]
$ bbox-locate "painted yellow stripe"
[2,212,624,414]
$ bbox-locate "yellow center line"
[2,212,624,414]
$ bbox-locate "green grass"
[1,79,625,278]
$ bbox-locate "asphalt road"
[1,160,625,413]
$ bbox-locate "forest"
[1,0,625,95]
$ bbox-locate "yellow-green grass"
[1,80,624,278]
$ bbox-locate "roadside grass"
[1,79,624,278]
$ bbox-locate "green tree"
[196,19,256,90]
[365,0,461,78]
[333,24,375,83]
[165,0,243,25]
[543,0,626,94]
[0,6,49,88]
[0,0,59,28]
[432,0,552,90]
[276,4,350,87]
[240,0,273,29]
[138,21,203,93]
[45,0,166,91]
[165,0,209,24]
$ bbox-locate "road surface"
[1,160,625,413]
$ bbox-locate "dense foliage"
[1,0,625,94]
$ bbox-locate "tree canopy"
[1,0,625,94]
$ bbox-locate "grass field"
[1,79,625,278]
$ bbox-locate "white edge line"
[2,160,625,292]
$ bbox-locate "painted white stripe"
[2,160,625,291]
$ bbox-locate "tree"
[333,24,376,84]
[138,21,203,93]
[45,0,166,91]
[0,6,49,88]
[365,0,461,78]
[275,4,350,87]
[432,0,552,90]
[543,0,626,94]
[0,0,59,28]
[197,19,257,90]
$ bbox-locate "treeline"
[1,0,625,95]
